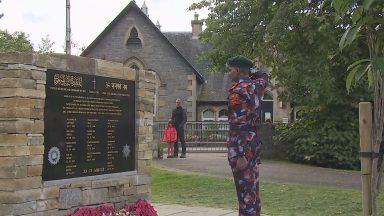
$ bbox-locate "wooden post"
[359,102,373,216]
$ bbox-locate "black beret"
[227,55,254,68]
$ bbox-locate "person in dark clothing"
[171,98,187,158]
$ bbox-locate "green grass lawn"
[152,167,384,216]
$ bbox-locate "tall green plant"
[332,0,384,214]
[190,0,371,170]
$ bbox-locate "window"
[126,27,142,48]
[218,109,228,121]
[202,109,215,121]
[262,92,273,123]
[124,57,145,71]
[130,64,140,70]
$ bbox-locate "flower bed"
[68,199,158,216]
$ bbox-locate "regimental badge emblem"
[48,147,61,165]
[122,144,130,159]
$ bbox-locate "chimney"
[191,13,203,39]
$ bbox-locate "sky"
[0,0,208,55]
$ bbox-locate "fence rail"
[155,121,275,153]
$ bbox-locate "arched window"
[202,109,215,121]
[130,64,140,70]
[218,109,228,121]
[124,57,145,71]
[126,27,142,48]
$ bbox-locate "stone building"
[81,1,289,123]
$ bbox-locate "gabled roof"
[163,32,209,77]
[198,73,231,102]
[81,1,204,82]
[164,32,231,102]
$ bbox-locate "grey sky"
[0,0,207,54]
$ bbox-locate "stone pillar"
[0,53,49,215]
[136,69,155,174]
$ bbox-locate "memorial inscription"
[43,70,135,181]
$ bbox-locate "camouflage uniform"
[227,74,267,216]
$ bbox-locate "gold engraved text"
[54,74,83,88]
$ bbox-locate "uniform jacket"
[163,126,178,143]
[227,75,268,159]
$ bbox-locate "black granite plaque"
[43,69,135,181]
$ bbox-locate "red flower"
[68,205,115,216]
[124,199,158,216]
[68,199,157,216]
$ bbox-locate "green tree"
[189,0,371,169]
[0,30,33,52]
[37,34,55,54]
[332,0,384,214]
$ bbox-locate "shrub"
[260,124,289,160]
[275,108,360,170]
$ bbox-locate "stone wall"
[83,8,198,122]
[0,52,154,215]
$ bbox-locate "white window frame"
[218,109,228,121]
[202,109,215,121]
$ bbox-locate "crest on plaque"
[122,144,130,159]
[48,147,61,165]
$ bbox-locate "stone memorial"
[0,52,154,215]
[43,70,136,181]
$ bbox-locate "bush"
[275,108,360,170]
[260,124,290,160]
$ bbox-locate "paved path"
[153,203,269,216]
[153,203,238,216]
[154,153,362,190]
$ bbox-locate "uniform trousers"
[228,130,261,216]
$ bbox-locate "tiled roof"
[164,32,230,102]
